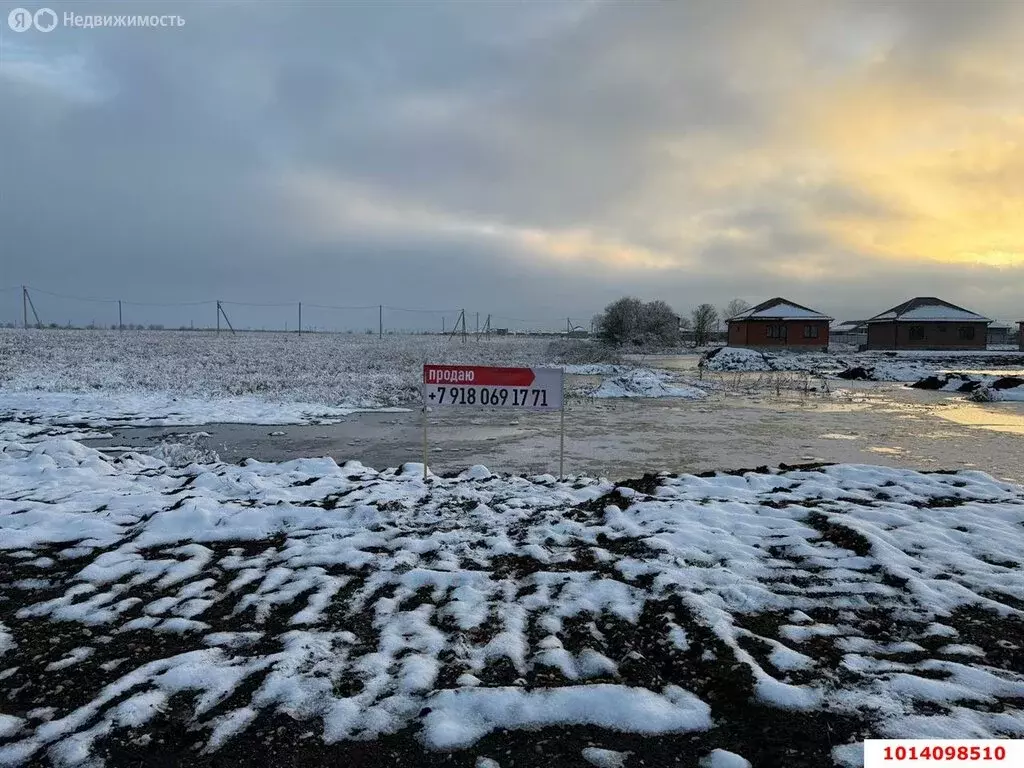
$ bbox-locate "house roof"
[727,297,833,322]
[832,319,868,330]
[865,297,992,324]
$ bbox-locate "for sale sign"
[423,365,564,411]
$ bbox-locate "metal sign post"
[422,400,429,481]
[559,373,565,479]
[421,365,566,480]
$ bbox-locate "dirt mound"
[992,376,1024,390]
[837,366,874,380]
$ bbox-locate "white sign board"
[423,365,564,411]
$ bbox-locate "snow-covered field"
[0,330,623,439]
[0,330,730,443]
[0,329,563,409]
[1,438,1022,767]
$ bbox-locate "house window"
[958,326,975,340]
[766,324,787,340]
[909,325,925,341]
[803,325,819,338]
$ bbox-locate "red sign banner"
[423,365,536,387]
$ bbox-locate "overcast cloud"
[2,0,1023,330]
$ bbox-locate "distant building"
[830,320,868,348]
[726,297,833,351]
[1019,322,1024,352]
[987,323,1012,346]
[864,297,990,351]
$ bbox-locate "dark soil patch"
[992,376,1024,390]
[837,366,874,380]
[803,512,872,557]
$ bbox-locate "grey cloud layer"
[2,0,1022,327]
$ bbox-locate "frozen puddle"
[0,439,1022,766]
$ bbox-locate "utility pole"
[462,308,467,343]
[298,302,302,335]
[379,305,383,338]
[118,300,123,331]
[442,317,445,334]
[22,287,41,329]
[475,312,479,340]
[216,302,236,335]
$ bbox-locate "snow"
[563,364,628,375]
[590,369,707,399]
[974,385,1024,402]
[869,306,989,322]
[0,330,588,439]
[581,746,630,767]
[701,347,1024,383]
[700,348,772,372]
[1,439,1023,764]
[423,685,712,749]
[0,716,22,740]
[730,302,830,320]
[700,749,752,768]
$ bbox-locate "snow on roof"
[866,297,991,324]
[727,297,832,322]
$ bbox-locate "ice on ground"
[591,369,707,399]
[0,391,403,440]
[150,434,221,466]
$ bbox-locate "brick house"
[864,297,990,350]
[726,297,833,351]
[1019,322,1024,352]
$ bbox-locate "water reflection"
[934,403,1024,435]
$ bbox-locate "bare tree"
[594,297,681,347]
[690,303,719,347]
[723,298,751,321]
[637,299,681,346]
[594,297,643,346]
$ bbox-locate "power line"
[385,306,461,314]
[26,286,119,304]
[220,300,296,308]
[5,285,604,333]
[26,287,214,307]
[303,302,380,311]
[121,299,214,307]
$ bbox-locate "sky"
[2,0,1023,330]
